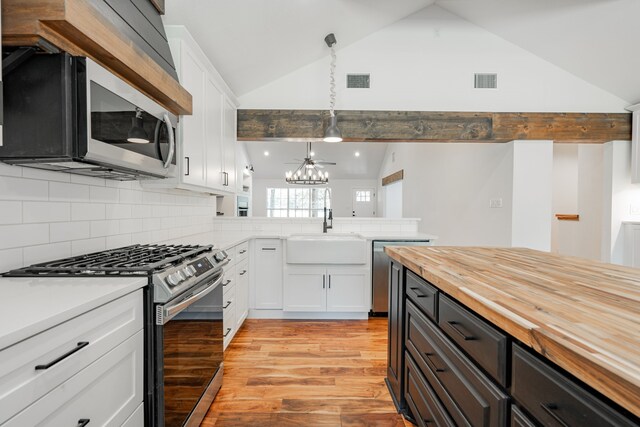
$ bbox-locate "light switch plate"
[630,204,640,215]
[489,198,503,208]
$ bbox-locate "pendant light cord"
[329,45,337,117]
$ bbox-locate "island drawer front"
[4,331,143,427]
[235,241,249,261]
[405,351,456,427]
[438,294,508,386]
[511,405,537,427]
[406,300,508,427]
[406,270,438,321]
[0,291,143,425]
[512,344,639,427]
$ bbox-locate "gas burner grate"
[4,244,213,277]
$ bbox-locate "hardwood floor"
[201,318,413,427]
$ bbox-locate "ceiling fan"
[284,142,337,169]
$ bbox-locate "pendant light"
[127,108,150,144]
[323,33,342,143]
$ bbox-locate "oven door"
[155,271,224,427]
[83,58,177,178]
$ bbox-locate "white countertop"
[0,277,147,351]
[164,231,438,251]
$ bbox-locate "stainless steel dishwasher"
[372,240,432,315]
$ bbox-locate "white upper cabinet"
[630,108,640,183]
[146,26,238,194]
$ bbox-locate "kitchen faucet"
[323,187,333,233]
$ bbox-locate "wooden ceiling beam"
[237,109,631,143]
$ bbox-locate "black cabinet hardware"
[424,353,446,372]
[239,270,247,276]
[446,321,475,341]
[239,250,247,254]
[410,287,429,298]
[261,248,276,251]
[35,341,89,370]
[223,279,231,287]
[184,156,190,175]
[223,301,232,309]
[328,274,331,289]
[223,328,231,338]
[540,403,571,427]
[323,275,326,289]
[77,419,90,427]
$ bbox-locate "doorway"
[352,188,376,217]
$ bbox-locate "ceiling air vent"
[347,74,370,89]
[474,73,497,89]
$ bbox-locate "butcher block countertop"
[385,246,640,417]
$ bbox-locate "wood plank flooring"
[201,318,413,427]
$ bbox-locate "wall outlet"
[631,204,640,215]
[489,198,503,208]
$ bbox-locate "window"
[355,190,371,202]
[267,187,331,218]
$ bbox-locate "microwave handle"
[162,113,175,169]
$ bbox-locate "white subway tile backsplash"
[70,174,106,186]
[22,167,71,183]
[0,163,22,177]
[143,217,162,231]
[119,189,143,204]
[106,204,132,219]
[132,204,152,218]
[105,180,132,189]
[90,220,120,237]
[71,203,106,221]
[24,242,72,265]
[0,177,49,201]
[143,191,163,205]
[71,237,106,256]
[0,201,22,225]
[0,223,49,249]
[120,218,143,234]
[49,182,90,202]
[50,221,91,242]
[0,248,23,273]
[106,234,132,249]
[23,202,70,223]
[90,186,119,203]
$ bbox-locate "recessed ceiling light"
[264,151,269,156]
[354,151,360,157]
[310,151,315,157]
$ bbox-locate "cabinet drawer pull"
[328,274,331,289]
[261,247,276,251]
[223,301,232,309]
[540,403,571,427]
[35,341,89,370]
[239,270,247,275]
[446,321,475,341]
[223,279,232,287]
[410,287,429,298]
[184,156,190,176]
[77,419,90,427]
[323,275,326,289]
[223,328,232,338]
[239,249,247,254]
[424,352,446,373]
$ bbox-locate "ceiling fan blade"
[315,161,337,165]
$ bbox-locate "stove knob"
[183,266,194,277]
[176,270,186,281]
[166,274,180,286]
[214,251,227,262]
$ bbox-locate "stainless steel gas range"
[5,244,229,427]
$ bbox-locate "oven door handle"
[160,272,224,324]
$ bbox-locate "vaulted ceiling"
[164,0,640,104]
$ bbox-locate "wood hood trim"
[237,109,631,143]
[2,0,192,116]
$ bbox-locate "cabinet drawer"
[438,294,508,386]
[223,306,235,349]
[511,405,537,427]
[236,258,249,280]
[0,290,143,424]
[405,352,456,427]
[235,241,249,261]
[5,330,143,427]
[406,300,508,427]
[223,264,236,297]
[512,344,639,427]
[406,270,438,321]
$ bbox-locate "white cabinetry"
[252,239,283,310]
[623,222,640,267]
[284,266,368,312]
[0,291,144,425]
[222,240,249,349]
[146,25,238,195]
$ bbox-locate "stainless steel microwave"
[1,53,177,180]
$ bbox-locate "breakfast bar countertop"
[385,246,640,418]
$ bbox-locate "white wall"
[384,181,403,218]
[601,141,640,264]
[510,140,553,251]
[0,164,216,273]
[378,143,514,246]
[239,6,626,113]
[551,145,579,254]
[251,178,378,218]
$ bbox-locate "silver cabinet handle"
[162,113,175,169]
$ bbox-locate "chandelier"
[285,142,329,185]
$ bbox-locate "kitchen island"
[385,246,640,426]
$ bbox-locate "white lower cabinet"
[1,290,144,426]
[235,258,249,328]
[222,241,250,349]
[252,239,283,310]
[284,266,368,312]
[624,223,640,267]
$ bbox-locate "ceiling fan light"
[323,115,342,143]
